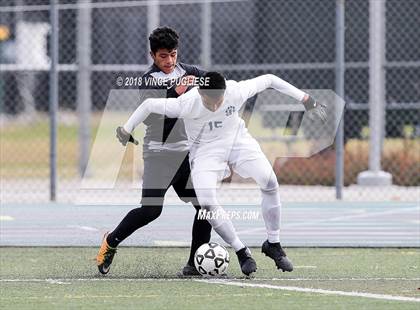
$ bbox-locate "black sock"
[187,207,212,266]
[107,205,163,248]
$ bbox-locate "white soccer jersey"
[173,81,249,149]
[124,74,307,163]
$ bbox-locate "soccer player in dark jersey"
[96,27,212,276]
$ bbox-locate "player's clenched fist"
[175,75,196,95]
[302,95,328,124]
[116,126,139,146]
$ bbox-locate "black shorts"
[141,150,198,206]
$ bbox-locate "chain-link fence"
[0,0,419,204]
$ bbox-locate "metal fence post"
[335,0,345,199]
[77,0,92,177]
[201,1,212,69]
[49,0,59,201]
[357,0,392,186]
[147,0,160,64]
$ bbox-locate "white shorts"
[190,131,266,181]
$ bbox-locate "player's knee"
[150,206,163,219]
[260,175,279,193]
[139,205,163,222]
[203,205,226,228]
[201,204,220,213]
[195,192,218,209]
[198,202,217,214]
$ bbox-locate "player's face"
[151,49,177,74]
[200,93,225,112]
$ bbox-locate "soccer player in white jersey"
[117,72,327,276]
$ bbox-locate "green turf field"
[0,247,419,309]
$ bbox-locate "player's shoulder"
[179,86,200,102]
[142,64,160,78]
[225,80,241,94]
[176,87,200,115]
[178,62,196,71]
[178,62,206,77]
[226,80,239,88]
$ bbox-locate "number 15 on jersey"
[208,121,222,131]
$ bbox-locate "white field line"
[66,225,99,232]
[45,279,71,285]
[196,279,420,303]
[0,215,14,221]
[313,206,420,224]
[256,277,420,281]
[154,240,190,246]
[1,277,419,282]
[0,278,191,283]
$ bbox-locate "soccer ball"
[194,242,230,276]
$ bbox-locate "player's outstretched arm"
[115,98,181,146]
[122,97,182,134]
[262,74,327,123]
[238,74,327,123]
[238,74,306,102]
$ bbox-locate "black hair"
[199,71,226,98]
[149,26,179,53]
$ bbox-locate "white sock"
[192,170,246,252]
[261,188,281,243]
[234,157,282,244]
[207,206,245,252]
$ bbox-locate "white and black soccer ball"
[194,242,230,276]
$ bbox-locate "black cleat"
[176,263,202,277]
[236,247,257,276]
[261,240,293,272]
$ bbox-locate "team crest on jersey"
[225,106,235,116]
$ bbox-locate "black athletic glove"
[302,96,328,124]
[116,126,138,146]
